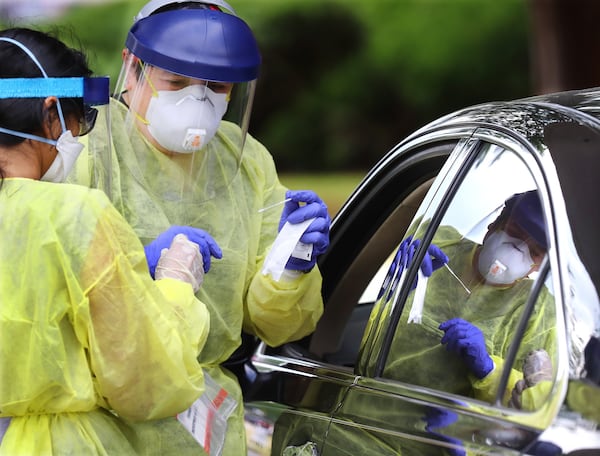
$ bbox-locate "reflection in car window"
[506,269,557,412]
[380,142,557,409]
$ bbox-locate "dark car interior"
[308,179,432,365]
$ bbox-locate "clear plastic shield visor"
[0,74,112,192]
[80,101,112,193]
[111,54,254,207]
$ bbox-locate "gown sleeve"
[75,195,210,421]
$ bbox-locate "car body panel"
[242,88,600,455]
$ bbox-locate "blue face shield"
[112,8,261,204]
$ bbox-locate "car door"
[248,135,458,456]
[246,100,600,456]
[321,129,563,455]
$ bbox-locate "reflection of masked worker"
[476,190,548,286]
[385,190,556,408]
[70,3,327,454]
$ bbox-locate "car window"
[503,267,557,412]
[309,139,459,367]
[379,141,557,409]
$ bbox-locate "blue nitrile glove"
[278,190,330,272]
[144,226,223,278]
[527,441,563,456]
[412,239,449,277]
[423,408,465,456]
[439,318,494,379]
[377,236,449,299]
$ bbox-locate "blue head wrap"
[504,190,547,250]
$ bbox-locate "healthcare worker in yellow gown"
[0,28,210,455]
[347,190,556,455]
[288,191,557,456]
[70,2,329,454]
[383,190,556,408]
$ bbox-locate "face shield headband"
[0,37,109,145]
[133,0,237,22]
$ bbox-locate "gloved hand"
[509,349,553,409]
[278,190,330,272]
[155,234,204,293]
[410,237,449,277]
[378,236,448,299]
[527,441,562,456]
[144,226,222,278]
[439,318,494,379]
[423,408,465,456]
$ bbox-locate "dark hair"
[0,28,91,148]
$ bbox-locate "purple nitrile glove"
[423,408,465,456]
[439,318,494,379]
[377,237,449,299]
[278,190,330,272]
[144,226,222,278]
[413,239,449,276]
[527,441,563,456]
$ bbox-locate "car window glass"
[381,142,556,407]
[356,138,476,374]
[504,268,557,413]
[357,139,472,306]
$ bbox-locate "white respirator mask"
[41,130,85,183]
[145,84,228,154]
[0,113,85,184]
[477,230,534,285]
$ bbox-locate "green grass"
[279,172,366,216]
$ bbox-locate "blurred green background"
[0,0,533,214]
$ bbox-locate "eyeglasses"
[78,105,98,136]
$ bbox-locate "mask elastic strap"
[132,110,150,126]
[139,59,159,97]
[126,60,156,125]
[0,37,68,133]
[0,125,56,146]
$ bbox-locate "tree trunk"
[529,0,600,94]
